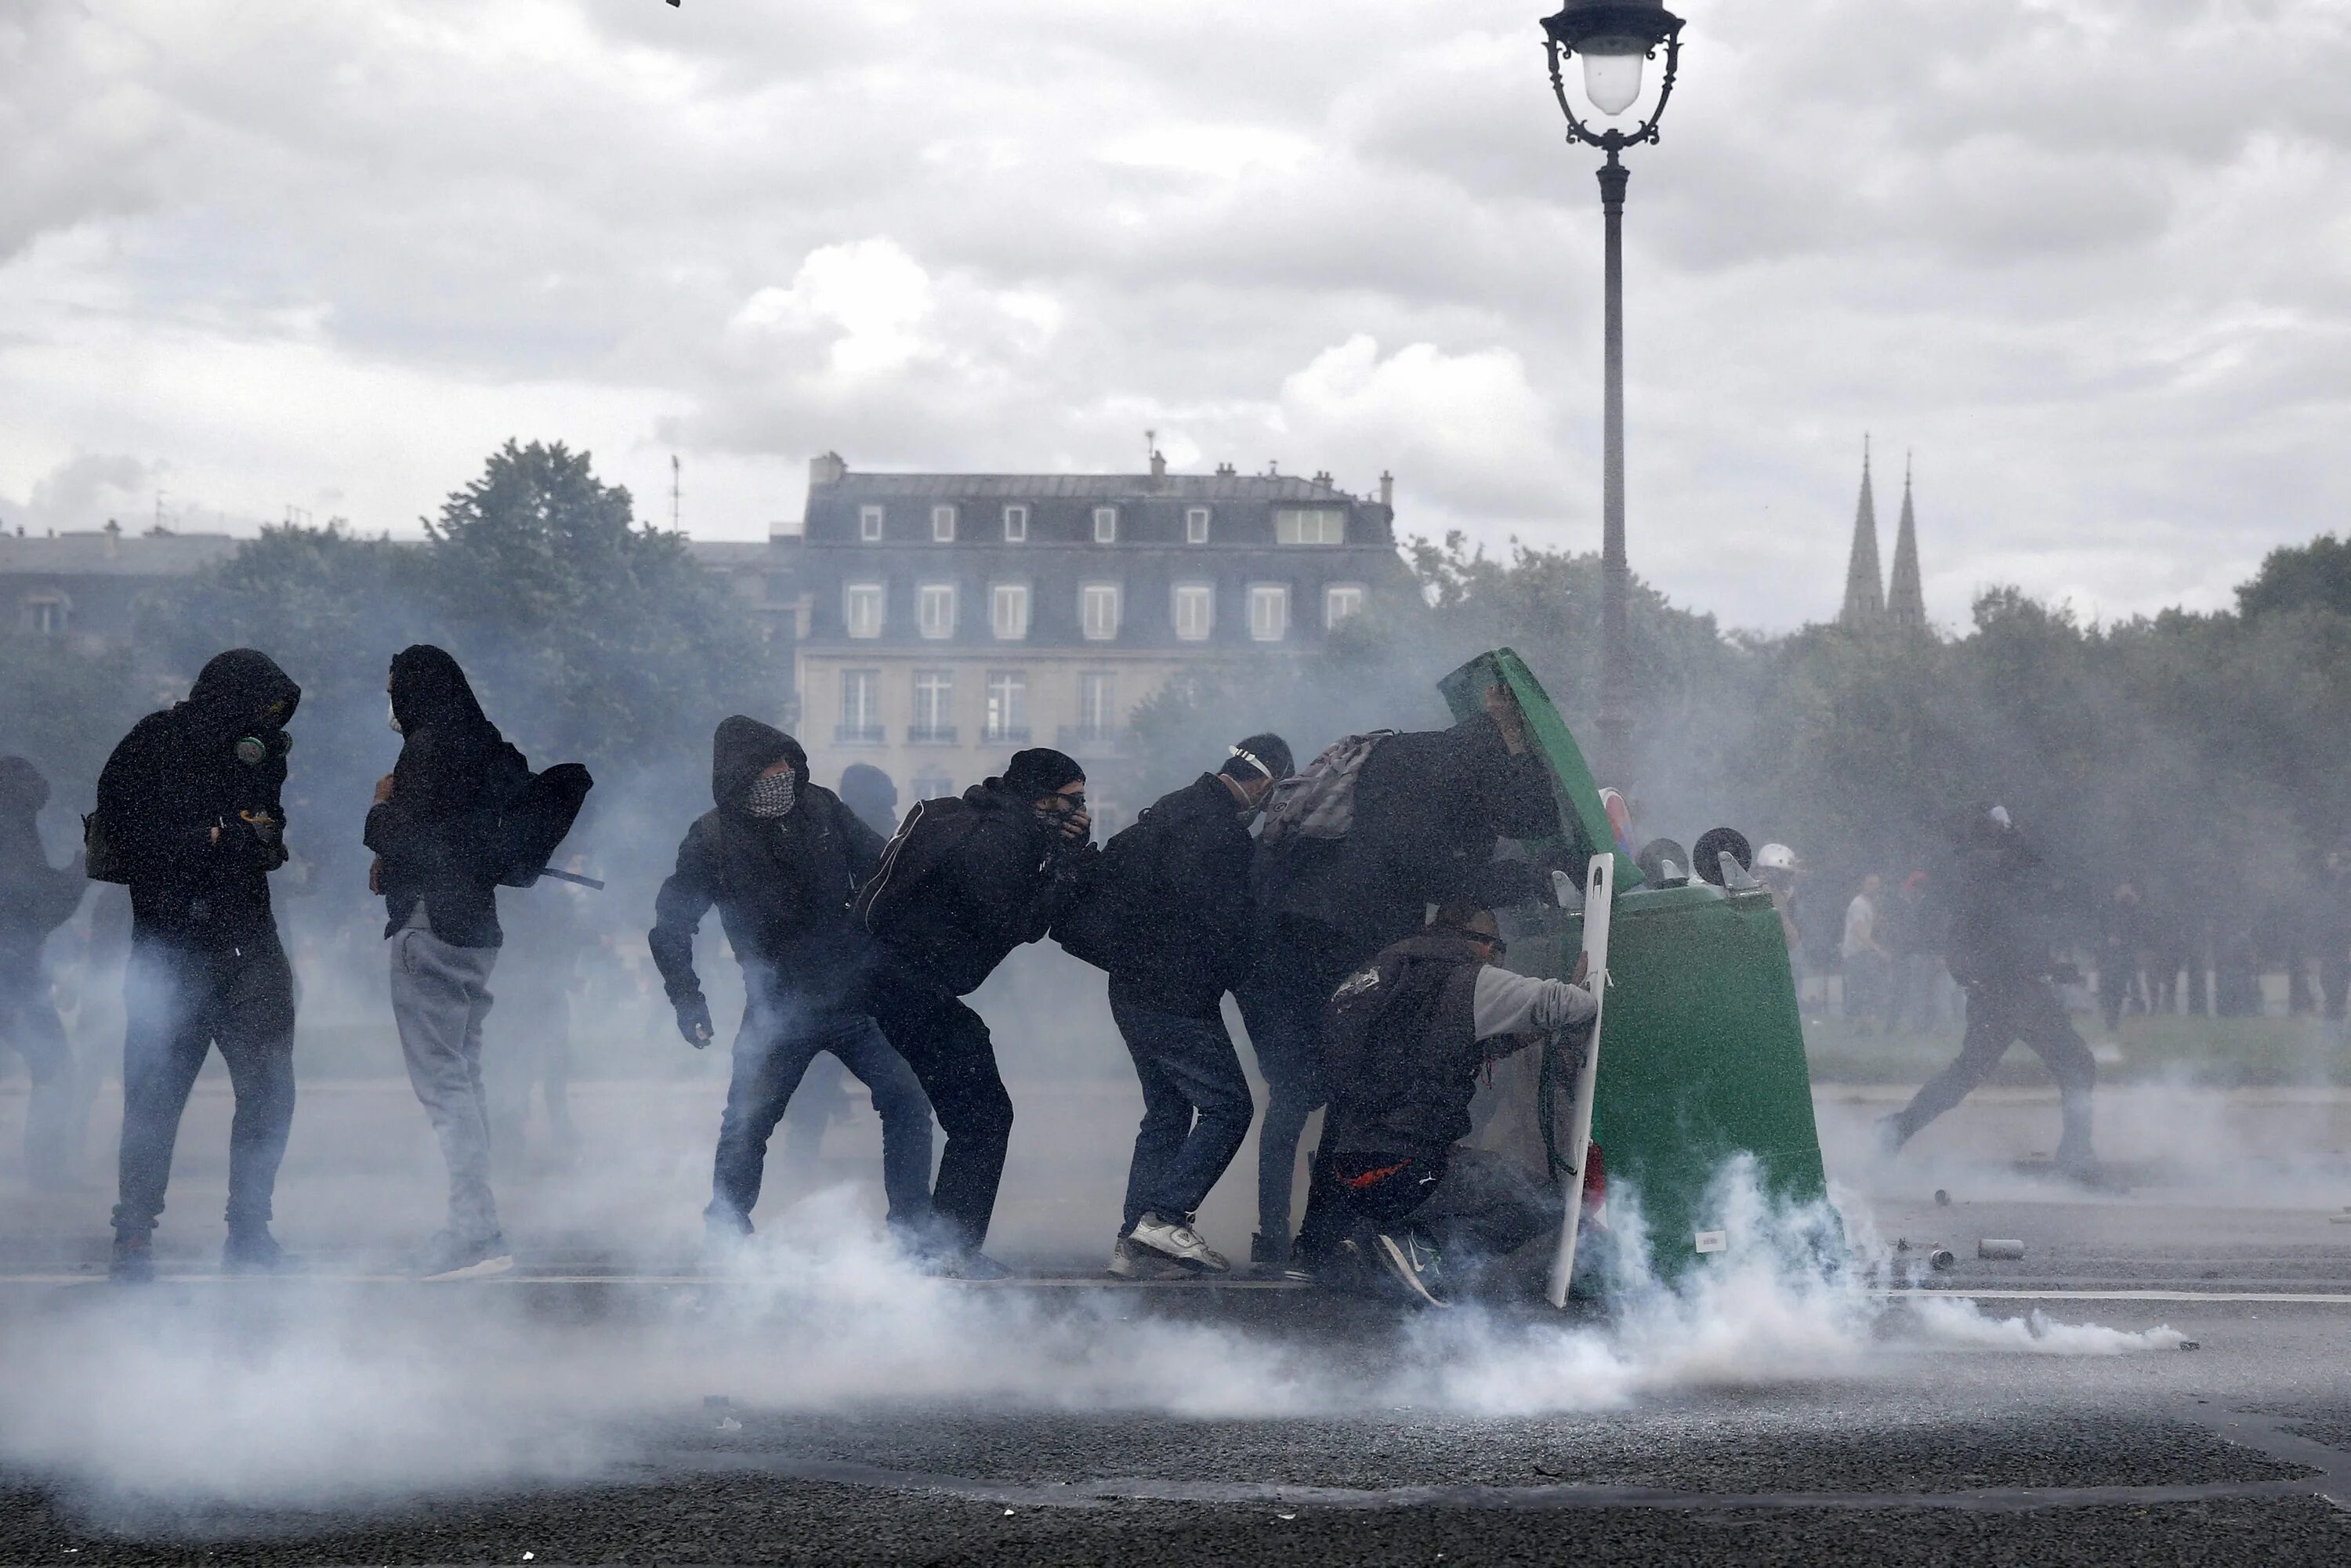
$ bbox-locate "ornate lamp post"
[1541,0,1684,784]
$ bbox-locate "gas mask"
[234,730,292,768]
[744,770,798,820]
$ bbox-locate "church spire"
[1838,435,1884,631]
[1886,451,1925,635]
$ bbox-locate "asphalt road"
[5,1078,2351,1564]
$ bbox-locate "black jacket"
[1940,835,2067,994]
[1258,712,1556,968]
[0,759,84,978]
[95,649,300,943]
[1088,773,1256,1019]
[364,646,531,947]
[854,779,1094,996]
[648,716,885,1012]
[1322,928,1534,1161]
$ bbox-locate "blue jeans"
[1235,975,1328,1251]
[1108,980,1255,1231]
[113,929,296,1237]
[708,1002,934,1232]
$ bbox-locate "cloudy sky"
[2,0,2346,631]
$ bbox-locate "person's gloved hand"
[675,992,715,1049]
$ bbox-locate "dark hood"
[181,650,301,744]
[0,756,48,820]
[712,715,806,809]
[389,644,490,737]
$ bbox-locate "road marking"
[1882,1288,2351,1305]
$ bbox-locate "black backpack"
[492,763,595,888]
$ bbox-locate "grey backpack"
[1258,731,1396,848]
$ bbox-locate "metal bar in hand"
[540,867,606,890]
[1549,852,1614,1309]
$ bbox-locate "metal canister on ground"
[1978,1238,2026,1261]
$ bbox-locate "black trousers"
[112,927,297,1237]
[0,962,75,1175]
[1300,1145,1561,1268]
[860,965,1013,1252]
[1892,980,2095,1165]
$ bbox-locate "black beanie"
[1221,733,1294,783]
[1001,748,1085,796]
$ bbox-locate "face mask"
[744,770,797,820]
[387,701,404,736]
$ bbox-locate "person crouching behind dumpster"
[1081,734,1293,1278]
[368,646,534,1281]
[1297,903,1595,1308]
[650,717,934,1248]
[851,748,1096,1278]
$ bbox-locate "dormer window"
[1186,507,1211,544]
[1003,504,1029,542]
[932,505,957,543]
[1273,507,1346,545]
[1092,506,1118,545]
[859,505,884,542]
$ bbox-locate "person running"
[96,650,302,1281]
[0,757,88,1187]
[650,717,933,1246]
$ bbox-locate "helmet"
[1755,842,1799,874]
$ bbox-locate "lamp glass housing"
[1580,42,1646,116]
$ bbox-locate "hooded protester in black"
[96,651,303,1276]
[649,717,932,1237]
[94,648,301,942]
[365,645,532,948]
[650,715,887,1016]
[0,758,84,977]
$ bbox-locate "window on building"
[859,505,885,542]
[910,768,956,802]
[918,582,957,639]
[1078,672,1118,740]
[912,668,956,742]
[1092,505,1118,544]
[1273,507,1346,545]
[838,669,882,742]
[984,670,1030,743]
[1249,583,1290,642]
[1081,581,1121,641]
[1003,504,1029,542]
[990,581,1030,640]
[1325,584,1366,628]
[1172,583,1214,642]
[931,504,957,542]
[1186,506,1212,544]
[845,582,885,639]
[25,596,67,636]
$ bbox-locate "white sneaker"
[1107,1235,1140,1278]
[1127,1212,1231,1274]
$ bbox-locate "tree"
[2237,534,2351,619]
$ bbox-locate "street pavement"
[5,1075,2351,1563]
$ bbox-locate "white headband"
[1229,745,1272,780]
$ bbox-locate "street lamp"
[1541,0,1683,786]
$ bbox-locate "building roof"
[0,530,242,578]
[817,472,1363,505]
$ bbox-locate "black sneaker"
[109,1230,156,1284]
[417,1229,516,1281]
[1368,1230,1451,1309]
[223,1226,298,1275]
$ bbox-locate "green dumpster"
[1443,650,1832,1284]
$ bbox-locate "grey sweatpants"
[390,916,502,1243]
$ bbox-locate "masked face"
[744,769,798,820]
[387,699,404,736]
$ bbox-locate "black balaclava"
[998,748,1084,798]
[839,763,899,836]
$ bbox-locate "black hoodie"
[0,758,85,977]
[852,776,1095,997]
[94,649,301,943]
[648,716,886,1012]
[364,645,532,947]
